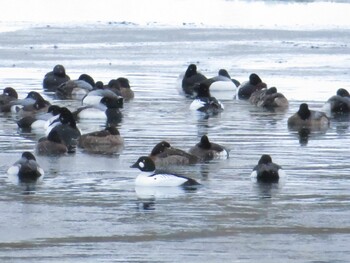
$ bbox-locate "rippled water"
[0,25,350,262]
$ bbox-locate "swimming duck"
[46,107,81,151]
[16,105,62,130]
[181,64,207,97]
[0,87,18,111]
[108,77,134,100]
[322,88,350,116]
[149,141,199,166]
[237,73,267,99]
[43,64,70,91]
[249,87,289,109]
[195,69,238,101]
[251,154,285,183]
[82,82,121,106]
[9,91,50,115]
[131,156,200,187]
[189,82,224,115]
[77,96,123,125]
[188,135,229,162]
[218,69,240,87]
[288,103,330,130]
[78,126,124,154]
[55,74,95,100]
[7,152,44,184]
[36,129,68,155]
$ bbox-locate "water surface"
[0,24,349,262]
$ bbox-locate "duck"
[46,107,81,151]
[78,126,124,154]
[251,154,285,183]
[76,96,123,125]
[288,103,330,130]
[149,141,199,166]
[189,82,224,115]
[0,87,18,111]
[43,64,70,91]
[108,77,134,100]
[195,69,238,101]
[16,105,62,130]
[9,91,50,115]
[181,64,207,97]
[249,87,289,109]
[218,69,240,87]
[82,81,121,106]
[322,88,350,116]
[188,135,229,162]
[55,74,95,100]
[130,156,200,187]
[36,129,68,155]
[1,91,48,113]
[7,152,44,184]
[237,73,267,99]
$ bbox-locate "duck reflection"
[298,127,311,146]
[331,113,350,135]
[252,182,281,199]
[135,186,199,210]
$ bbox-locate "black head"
[297,103,311,120]
[26,91,43,100]
[185,64,198,78]
[22,151,36,161]
[150,141,171,155]
[198,135,211,149]
[130,156,156,172]
[78,74,95,87]
[53,65,66,77]
[100,96,124,109]
[218,69,231,79]
[336,88,350,97]
[258,154,273,165]
[266,87,277,95]
[116,77,130,89]
[59,107,77,127]
[108,79,119,89]
[47,105,61,115]
[105,126,120,135]
[3,87,18,98]
[249,73,262,85]
[95,81,104,89]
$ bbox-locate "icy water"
[0,25,350,262]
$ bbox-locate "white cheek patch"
[139,162,145,168]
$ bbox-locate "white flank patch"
[321,102,331,117]
[210,80,236,92]
[135,172,188,187]
[82,95,103,106]
[7,165,19,176]
[31,120,46,130]
[216,149,228,159]
[250,170,258,182]
[190,99,205,111]
[37,167,45,181]
[44,115,59,130]
[78,108,106,119]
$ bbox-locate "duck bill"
[130,162,138,168]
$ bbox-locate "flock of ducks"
[2,63,348,190]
